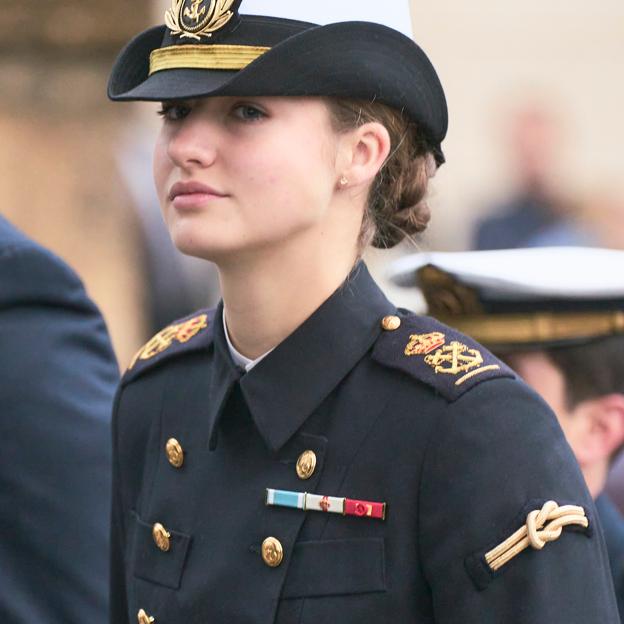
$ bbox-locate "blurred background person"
[0,215,119,623]
[471,104,595,250]
[582,187,624,251]
[389,246,624,620]
[413,2,624,253]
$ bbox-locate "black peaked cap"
[108,14,448,163]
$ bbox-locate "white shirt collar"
[222,311,273,373]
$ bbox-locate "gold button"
[296,450,317,480]
[137,609,155,624]
[165,438,184,468]
[381,315,401,331]
[262,537,284,567]
[152,523,171,552]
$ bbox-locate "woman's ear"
[337,122,391,190]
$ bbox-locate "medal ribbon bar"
[266,488,386,520]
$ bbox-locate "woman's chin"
[171,237,218,261]
[169,229,243,263]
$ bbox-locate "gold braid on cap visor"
[438,310,624,346]
[149,44,271,74]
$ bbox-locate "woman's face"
[153,96,342,262]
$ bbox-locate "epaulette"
[372,312,515,401]
[122,308,216,385]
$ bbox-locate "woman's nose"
[166,117,218,170]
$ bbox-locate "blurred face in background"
[508,106,561,190]
[507,349,624,498]
[508,351,588,457]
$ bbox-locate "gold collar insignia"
[128,314,209,370]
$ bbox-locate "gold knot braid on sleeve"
[485,501,588,571]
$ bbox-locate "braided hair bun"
[327,99,438,250]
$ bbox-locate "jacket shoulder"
[0,215,30,248]
[122,308,216,385]
[371,312,515,401]
[0,220,84,292]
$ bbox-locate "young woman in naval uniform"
[107,1,619,622]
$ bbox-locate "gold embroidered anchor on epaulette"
[424,341,483,374]
[404,335,501,387]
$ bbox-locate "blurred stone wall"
[0,0,153,366]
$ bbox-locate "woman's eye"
[157,103,192,121]
[232,104,266,122]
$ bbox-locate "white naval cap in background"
[388,247,624,348]
[388,247,624,300]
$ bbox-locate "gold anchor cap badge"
[166,0,240,40]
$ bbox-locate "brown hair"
[545,336,624,409]
[327,98,437,251]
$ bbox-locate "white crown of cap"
[241,0,414,37]
[388,247,624,300]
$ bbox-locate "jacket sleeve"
[109,361,168,624]
[0,242,119,624]
[419,376,619,623]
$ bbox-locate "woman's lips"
[172,192,226,210]
[169,181,227,210]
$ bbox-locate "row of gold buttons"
[165,437,318,481]
[260,449,317,569]
[140,442,321,623]
[137,439,182,622]
[149,520,292,560]
[140,534,284,622]
[138,538,286,618]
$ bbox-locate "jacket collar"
[206,262,395,452]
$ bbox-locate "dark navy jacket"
[597,494,624,622]
[0,216,119,623]
[111,263,619,623]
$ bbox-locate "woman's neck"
[219,241,357,360]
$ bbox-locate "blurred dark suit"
[473,192,596,250]
[473,192,556,249]
[0,215,119,623]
